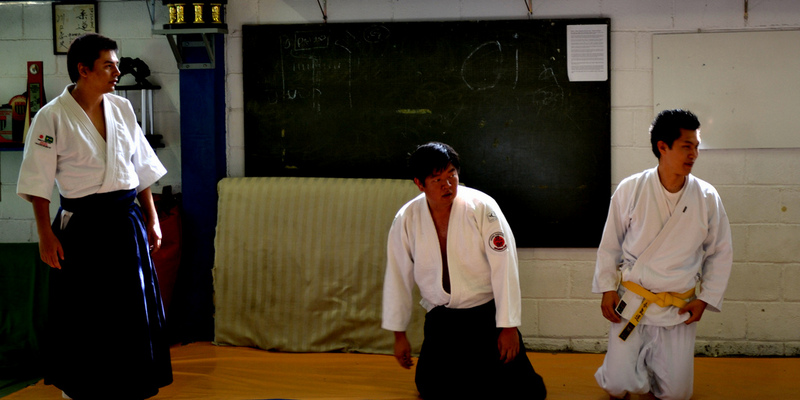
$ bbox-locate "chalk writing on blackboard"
[294,31,329,50]
[363,25,390,43]
[461,41,505,91]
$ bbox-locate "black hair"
[67,33,119,83]
[649,109,701,158]
[408,142,461,185]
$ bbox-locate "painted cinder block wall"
[1,0,798,356]
[0,0,181,242]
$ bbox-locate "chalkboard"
[243,19,610,247]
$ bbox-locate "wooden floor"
[5,342,799,399]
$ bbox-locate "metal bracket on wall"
[153,28,227,70]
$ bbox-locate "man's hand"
[32,196,63,269]
[601,291,622,323]
[497,327,520,364]
[137,187,162,253]
[678,299,708,324]
[38,228,64,269]
[393,331,414,369]
[146,218,163,254]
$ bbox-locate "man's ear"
[76,62,90,78]
[413,177,424,192]
[657,140,669,155]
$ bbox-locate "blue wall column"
[175,33,226,342]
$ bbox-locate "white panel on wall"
[653,30,800,149]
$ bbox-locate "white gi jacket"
[592,167,733,326]
[17,84,166,202]
[382,186,522,332]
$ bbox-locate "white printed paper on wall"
[567,24,608,82]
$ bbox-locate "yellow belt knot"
[621,281,694,308]
[617,281,696,341]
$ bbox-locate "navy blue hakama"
[44,189,173,399]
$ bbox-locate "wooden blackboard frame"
[243,19,610,247]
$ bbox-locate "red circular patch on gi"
[489,232,507,251]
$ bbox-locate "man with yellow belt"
[592,109,733,400]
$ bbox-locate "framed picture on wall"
[52,1,98,55]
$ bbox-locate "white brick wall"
[1,0,798,356]
[0,1,181,229]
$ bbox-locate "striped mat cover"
[213,177,425,354]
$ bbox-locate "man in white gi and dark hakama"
[17,34,173,399]
[592,109,733,400]
[382,142,547,399]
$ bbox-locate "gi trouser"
[596,320,696,400]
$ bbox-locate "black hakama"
[415,300,547,399]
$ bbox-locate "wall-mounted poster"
[52,2,98,55]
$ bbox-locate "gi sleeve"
[381,212,417,332]
[697,190,733,312]
[479,197,521,328]
[592,186,628,294]
[17,111,58,203]
[125,100,166,191]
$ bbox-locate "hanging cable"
[744,0,749,20]
[316,0,328,22]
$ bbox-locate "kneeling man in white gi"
[382,142,546,399]
[592,109,733,400]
